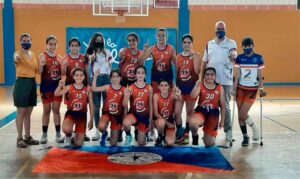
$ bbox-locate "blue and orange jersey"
[102,85,125,116]
[176,54,199,94]
[197,83,222,109]
[67,84,89,112]
[156,92,174,120]
[151,44,174,81]
[129,83,151,117]
[119,48,142,81]
[40,52,61,93]
[66,54,87,85]
[235,53,265,90]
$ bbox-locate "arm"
[193,52,202,75]
[138,45,153,65]
[258,68,267,97]
[38,54,46,74]
[122,86,131,108]
[153,93,164,119]
[199,47,208,81]
[219,86,226,129]
[232,65,240,98]
[173,85,182,101]
[229,41,237,62]
[54,80,70,96]
[14,52,21,64]
[190,80,202,99]
[171,46,177,65]
[61,56,68,77]
[87,88,95,130]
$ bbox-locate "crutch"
[229,100,236,147]
[259,91,267,146]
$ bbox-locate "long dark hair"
[86,32,106,57]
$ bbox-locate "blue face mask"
[216,31,226,39]
[244,48,253,55]
[21,42,31,50]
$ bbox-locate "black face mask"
[94,42,103,49]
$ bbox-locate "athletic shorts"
[194,106,220,137]
[13,77,37,107]
[182,94,197,102]
[41,92,62,104]
[101,113,122,131]
[127,112,149,133]
[236,87,258,105]
[64,110,87,134]
[154,117,176,131]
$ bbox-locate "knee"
[203,138,215,147]
[123,118,131,129]
[239,113,248,122]
[52,107,60,115]
[156,119,165,129]
[44,108,51,115]
[62,126,72,135]
[98,123,106,133]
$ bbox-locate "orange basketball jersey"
[102,85,125,116]
[197,84,222,109]
[67,85,89,112]
[156,92,174,119]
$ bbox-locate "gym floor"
[0,86,299,179]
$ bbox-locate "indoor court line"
[263,115,298,133]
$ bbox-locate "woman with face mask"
[86,33,112,142]
[13,33,40,148]
[232,37,267,147]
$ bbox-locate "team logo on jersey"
[109,102,119,114]
[161,108,170,119]
[108,152,162,165]
[156,60,166,71]
[252,57,257,63]
[180,67,191,81]
[165,51,169,55]
[71,99,83,111]
[49,67,60,80]
[135,100,145,113]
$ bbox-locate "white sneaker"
[56,133,64,143]
[252,124,260,142]
[147,130,156,142]
[65,137,71,147]
[92,130,101,141]
[40,133,47,144]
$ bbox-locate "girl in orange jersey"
[175,34,201,145]
[189,67,225,147]
[153,79,181,146]
[92,70,127,146]
[139,28,177,93]
[54,68,94,147]
[61,38,90,141]
[119,32,143,86]
[38,35,64,144]
[123,66,153,146]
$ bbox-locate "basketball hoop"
[114,9,127,23]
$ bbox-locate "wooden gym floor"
[0,86,299,179]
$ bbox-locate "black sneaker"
[242,136,250,147]
[84,135,90,141]
[155,136,163,147]
[192,135,199,146]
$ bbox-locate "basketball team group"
[13,21,267,149]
